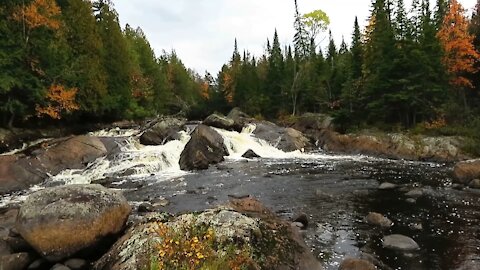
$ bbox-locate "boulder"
[454,159,480,184]
[37,136,107,175]
[0,252,32,270]
[366,212,393,228]
[291,113,334,134]
[203,113,235,130]
[226,107,252,131]
[382,234,419,251]
[94,198,323,270]
[292,212,309,229]
[0,155,46,195]
[339,257,376,270]
[241,149,260,159]
[253,121,311,152]
[16,184,131,262]
[64,258,88,270]
[468,179,480,189]
[179,125,228,170]
[139,117,186,145]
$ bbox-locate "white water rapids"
[0,125,372,207]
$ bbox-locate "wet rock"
[140,117,186,145]
[382,234,420,251]
[406,198,417,204]
[203,113,235,130]
[241,149,260,158]
[27,258,49,270]
[378,182,398,190]
[37,136,107,175]
[226,107,252,131]
[179,125,228,170]
[0,240,12,256]
[3,236,31,253]
[16,184,131,262]
[137,203,154,213]
[405,189,423,198]
[409,223,423,231]
[468,179,480,189]
[292,212,309,229]
[0,155,45,195]
[253,122,311,152]
[453,159,480,184]
[1,136,108,195]
[0,208,18,238]
[64,258,88,270]
[339,257,376,270]
[51,263,70,270]
[0,252,32,270]
[366,212,393,228]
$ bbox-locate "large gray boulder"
[94,198,322,270]
[16,184,131,262]
[453,159,480,184]
[139,117,186,145]
[382,234,420,251]
[203,113,235,130]
[179,125,228,170]
[253,121,311,152]
[226,108,252,131]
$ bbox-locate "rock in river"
[382,234,420,251]
[241,149,260,159]
[366,212,393,228]
[378,182,398,190]
[203,113,235,130]
[339,257,376,270]
[139,117,186,145]
[179,125,228,170]
[16,184,131,262]
[453,159,480,184]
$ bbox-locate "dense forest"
[1,0,479,145]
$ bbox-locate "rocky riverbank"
[0,185,322,270]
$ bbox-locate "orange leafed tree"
[36,84,80,119]
[12,0,61,31]
[437,0,480,90]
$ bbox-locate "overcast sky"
[112,0,477,75]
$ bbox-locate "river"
[1,126,479,270]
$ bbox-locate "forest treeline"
[0,0,207,127]
[1,0,480,142]
[210,0,480,133]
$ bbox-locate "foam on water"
[51,131,191,185]
[216,124,373,162]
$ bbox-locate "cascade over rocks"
[202,113,235,130]
[0,136,107,195]
[453,159,480,184]
[179,124,228,170]
[139,117,186,145]
[15,184,131,262]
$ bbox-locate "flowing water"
[1,126,479,270]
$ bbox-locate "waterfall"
[50,130,191,185]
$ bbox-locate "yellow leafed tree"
[12,0,61,31]
[36,84,80,119]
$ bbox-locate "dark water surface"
[119,155,480,270]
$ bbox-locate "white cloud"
[112,0,477,74]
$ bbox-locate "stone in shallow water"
[468,179,480,189]
[378,182,398,190]
[406,198,417,204]
[382,234,420,251]
[64,258,88,270]
[339,257,376,270]
[405,188,423,198]
[0,252,32,270]
[366,212,393,228]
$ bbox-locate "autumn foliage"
[437,0,480,89]
[12,0,61,31]
[36,84,80,119]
